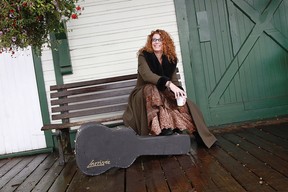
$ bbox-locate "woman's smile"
[152,34,163,53]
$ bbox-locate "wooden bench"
[41,74,138,165]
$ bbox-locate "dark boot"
[173,128,183,134]
[159,128,173,136]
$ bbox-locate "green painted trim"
[70,130,77,149]
[210,104,288,126]
[174,0,196,102]
[0,148,53,160]
[49,31,73,152]
[55,32,73,75]
[174,0,211,124]
[50,33,65,85]
[50,31,73,81]
[32,49,54,148]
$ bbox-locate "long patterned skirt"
[143,84,196,135]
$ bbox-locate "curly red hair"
[138,29,178,63]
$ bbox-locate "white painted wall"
[0,49,46,154]
[41,0,186,124]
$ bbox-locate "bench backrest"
[42,68,182,130]
[48,74,138,129]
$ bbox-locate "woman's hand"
[166,81,187,99]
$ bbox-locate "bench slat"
[51,87,133,106]
[52,104,127,120]
[50,74,138,91]
[51,80,136,98]
[41,115,124,130]
[52,96,129,113]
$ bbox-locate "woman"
[123,29,216,148]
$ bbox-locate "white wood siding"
[66,0,185,83]
[0,49,46,154]
[41,0,186,124]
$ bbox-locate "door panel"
[175,0,288,126]
[0,49,46,154]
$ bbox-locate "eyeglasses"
[152,38,162,43]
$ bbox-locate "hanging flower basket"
[0,0,82,55]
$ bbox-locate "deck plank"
[90,168,125,192]
[247,128,288,148]
[47,158,77,192]
[68,166,125,192]
[0,159,9,169]
[0,157,22,178]
[209,144,275,191]
[31,156,67,192]
[217,134,288,191]
[236,129,288,161]
[160,155,193,192]
[15,153,58,192]
[143,156,170,192]
[196,147,246,192]
[0,156,34,190]
[66,170,89,192]
[125,158,146,192]
[261,124,288,140]
[223,133,288,177]
[1,154,48,192]
[177,148,220,192]
[100,168,125,192]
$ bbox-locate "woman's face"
[151,33,163,53]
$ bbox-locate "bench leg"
[56,131,65,165]
[56,129,72,165]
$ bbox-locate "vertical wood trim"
[50,33,65,85]
[55,30,73,75]
[174,0,196,101]
[32,49,54,148]
[175,0,211,123]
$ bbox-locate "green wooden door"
[175,0,288,126]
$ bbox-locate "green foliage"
[0,0,82,55]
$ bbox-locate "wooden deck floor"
[1,123,288,192]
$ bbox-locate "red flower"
[10,9,15,13]
[76,5,81,11]
[71,13,78,19]
[22,2,27,7]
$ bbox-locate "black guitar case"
[75,122,191,176]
